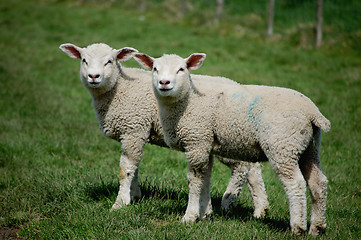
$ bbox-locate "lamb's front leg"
[111,138,145,210]
[182,152,214,223]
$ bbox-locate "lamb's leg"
[221,160,250,211]
[247,162,270,218]
[111,137,145,210]
[269,158,307,235]
[182,152,213,223]
[300,128,327,236]
[220,159,269,218]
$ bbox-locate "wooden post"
[140,0,147,13]
[182,0,188,15]
[267,0,275,36]
[216,0,224,22]
[316,0,323,47]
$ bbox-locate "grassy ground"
[0,0,360,239]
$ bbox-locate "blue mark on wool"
[232,92,243,99]
[248,96,262,125]
[248,96,260,113]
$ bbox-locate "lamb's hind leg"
[269,157,307,235]
[300,127,328,236]
[221,160,250,212]
[111,137,145,210]
[247,162,270,218]
[221,161,269,218]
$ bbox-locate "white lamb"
[59,43,270,218]
[133,52,330,235]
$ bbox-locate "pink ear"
[59,44,82,59]
[133,53,154,70]
[116,47,138,61]
[186,53,206,70]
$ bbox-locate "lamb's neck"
[157,90,185,106]
[88,85,113,101]
[91,72,123,116]
[90,79,120,140]
[91,81,117,115]
[157,95,189,123]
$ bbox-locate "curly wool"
[134,53,330,236]
[59,43,269,217]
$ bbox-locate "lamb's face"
[133,52,206,102]
[80,45,118,89]
[152,55,190,99]
[60,43,137,92]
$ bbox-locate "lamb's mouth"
[159,87,173,92]
[88,81,101,87]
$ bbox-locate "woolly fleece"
[133,53,330,236]
[59,43,269,218]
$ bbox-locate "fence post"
[216,0,224,22]
[182,0,188,15]
[267,0,275,36]
[316,0,323,47]
[140,0,147,13]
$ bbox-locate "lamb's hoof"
[291,225,307,236]
[221,193,237,211]
[253,205,269,218]
[221,204,235,217]
[110,202,124,211]
[308,224,326,236]
[181,214,198,223]
[203,209,213,219]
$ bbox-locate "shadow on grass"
[84,179,118,201]
[260,217,290,233]
[211,197,289,233]
[84,178,289,233]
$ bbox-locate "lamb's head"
[133,53,206,101]
[60,43,137,93]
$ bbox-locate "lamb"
[59,43,270,218]
[133,52,330,235]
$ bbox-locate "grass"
[0,0,360,239]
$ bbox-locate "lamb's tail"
[311,109,331,132]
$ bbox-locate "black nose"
[159,80,170,86]
[88,74,100,80]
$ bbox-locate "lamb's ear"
[116,47,138,62]
[186,53,206,70]
[59,43,82,59]
[133,53,154,70]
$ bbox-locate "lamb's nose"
[159,80,170,86]
[88,74,100,80]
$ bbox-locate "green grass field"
[1,0,360,239]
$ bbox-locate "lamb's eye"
[82,58,88,65]
[105,60,112,66]
[177,67,184,73]
[153,67,158,72]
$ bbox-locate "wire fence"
[75,0,361,48]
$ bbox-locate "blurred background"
[69,0,360,50]
[1,0,360,239]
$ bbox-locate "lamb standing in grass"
[59,43,269,218]
[133,52,330,235]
